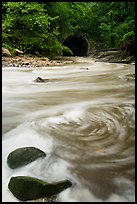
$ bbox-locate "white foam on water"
[2,122,54,202]
[57,186,135,202]
[46,108,84,126]
[2,59,135,202]
[64,109,84,122]
[57,187,103,202]
[47,116,65,125]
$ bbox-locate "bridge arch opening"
[63,35,88,56]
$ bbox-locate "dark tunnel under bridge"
[63,35,88,57]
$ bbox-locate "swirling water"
[2,57,135,202]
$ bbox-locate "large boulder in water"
[7,147,46,169]
[8,176,72,201]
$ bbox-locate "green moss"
[7,147,46,169]
[8,176,72,201]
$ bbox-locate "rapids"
[2,57,135,202]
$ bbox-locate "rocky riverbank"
[91,49,135,64]
[2,55,74,68]
[2,50,135,68]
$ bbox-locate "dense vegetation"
[2,2,135,57]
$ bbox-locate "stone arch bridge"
[62,34,97,57]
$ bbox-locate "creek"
[2,57,135,202]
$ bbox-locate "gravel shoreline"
[2,55,74,68]
[2,51,135,68]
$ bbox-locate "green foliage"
[62,45,73,56]
[97,2,135,48]
[2,2,63,56]
[122,31,134,44]
[2,2,135,56]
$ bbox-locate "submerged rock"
[34,77,48,82]
[8,176,72,201]
[7,147,46,169]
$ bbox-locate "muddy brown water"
[2,57,135,202]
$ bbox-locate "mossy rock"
[7,147,46,169]
[8,176,72,201]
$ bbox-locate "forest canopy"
[2,2,135,57]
